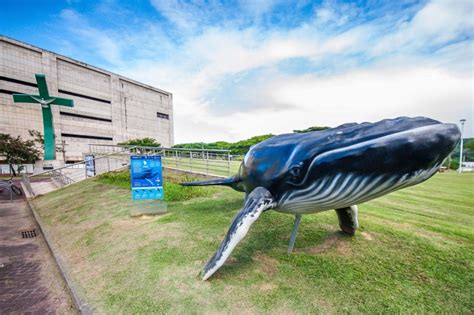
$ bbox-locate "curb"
[26,198,94,315]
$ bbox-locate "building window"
[157,112,169,120]
[61,133,113,141]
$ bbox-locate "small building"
[0,36,174,163]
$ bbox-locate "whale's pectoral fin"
[201,187,275,280]
[335,205,359,235]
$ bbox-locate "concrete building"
[0,36,174,163]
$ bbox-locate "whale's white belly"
[276,166,440,214]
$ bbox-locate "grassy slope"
[32,172,473,314]
[162,157,241,177]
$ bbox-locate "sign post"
[84,154,95,177]
[129,155,166,216]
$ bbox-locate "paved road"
[0,200,77,314]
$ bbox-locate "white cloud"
[314,0,359,26]
[371,0,474,56]
[59,9,124,65]
[173,66,473,142]
[57,0,474,143]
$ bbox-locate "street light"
[459,119,466,174]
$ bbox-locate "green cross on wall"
[12,74,74,160]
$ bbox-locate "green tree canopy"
[0,133,41,176]
[118,138,161,147]
[293,126,330,133]
[28,130,65,153]
[463,139,474,161]
[173,134,274,155]
[173,126,331,156]
[448,138,474,162]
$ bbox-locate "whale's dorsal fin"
[201,187,275,280]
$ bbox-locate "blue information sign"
[85,154,95,177]
[130,156,164,200]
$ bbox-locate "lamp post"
[459,119,466,174]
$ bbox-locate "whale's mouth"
[278,163,442,214]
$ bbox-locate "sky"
[1,0,473,143]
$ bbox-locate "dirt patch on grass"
[274,305,298,315]
[309,233,339,254]
[258,283,277,292]
[253,253,279,275]
[336,240,352,255]
[307,232,353,256]
[361,231,374,241]
[413,271,432,283]
[311,297,334,313]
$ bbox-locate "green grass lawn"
[32,172,473,314]
[162,157,241,177]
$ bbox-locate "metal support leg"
[287,214,302,253]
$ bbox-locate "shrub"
[449,160,459,170]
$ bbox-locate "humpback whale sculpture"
[182,117,460,280]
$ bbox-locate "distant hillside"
[173,126,331,155]
[173,134,274,155]
[174,129,472,159]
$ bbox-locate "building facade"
[0,36,174,162]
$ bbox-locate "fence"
[89,144,240,177]
[21,147,135,197]
[0,164,34,175]
[20,145,242,197]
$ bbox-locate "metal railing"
[20,145,242,197]
[21,173,33,197]
[22,147,135,197]
[89,144,240,177]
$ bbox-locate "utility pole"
[459,119,466,174]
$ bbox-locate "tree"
[118,138,161,147]
[464,139,474,161]
[293,126,330,133]
[448,138,474,164]
[0,133,41,176]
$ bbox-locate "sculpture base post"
[288,214,302,253]
[129,200,167,217]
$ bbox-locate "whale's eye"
[289,165,302,178]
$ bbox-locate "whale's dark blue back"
[241,117,460,205]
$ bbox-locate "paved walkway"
[0,200,77,314]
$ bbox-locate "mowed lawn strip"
[32,172,474,314]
